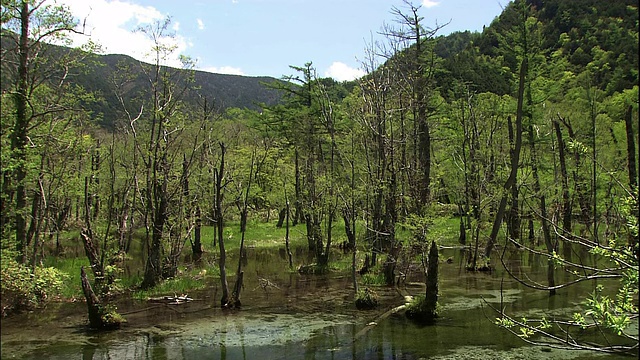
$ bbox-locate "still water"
[1,247,636,359]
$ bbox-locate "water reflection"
[1,248,633,360]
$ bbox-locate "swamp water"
[1,247,635,359]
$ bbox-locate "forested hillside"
[0,32,283,128]
[1,0,638,355]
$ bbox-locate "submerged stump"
[406,240,439,324]
[80,267,124,330]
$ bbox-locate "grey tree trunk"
[424,240,439,321]
[485,58,527,259]
[553,119,572,259]
[12,1,30,263]
[81,267,122,329]
[215,143,229,307]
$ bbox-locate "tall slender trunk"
[485,58,527,259]
[622,106,637,188]
[507,116,521,242]
[590,91,598,244]
[554,119,572,258]
[529,121,555,295]
[12,1,30,263]
[293,149,302,226]
[232,152,255,307]
[623,106,638,254]
[284,192,292,268]
[215,143,229,307]
[192,206,203,260]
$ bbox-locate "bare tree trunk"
[80,267,122,329]
[554,119,572,259]
[91,143,101,221]
[507,116,521,242]
[485,58,527,259]
[623,105,638,254]
[141,171,167,289]
[81,266,104,328]
[81,228,103,282]
[285,195,293,268]
[276,207,286,228]
[529,121,555,295]
[191,206,203,261]
[293,149,302,226]
[424,240,439,321]
[232,151,256,307]
[215,142,229,307]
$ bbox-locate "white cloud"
[201,66,246,76]
[52,0,190,69]
[197,18,205,30]
[324,62,365,82]
[422,0,440,8]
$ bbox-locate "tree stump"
[276,207,286,228]
[80,266,123,330]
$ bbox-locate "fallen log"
[148,295,194,304]
[353,304,406,342]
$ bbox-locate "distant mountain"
[74,53,284,127]
[1,32,284,128]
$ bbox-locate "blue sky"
[57,0,508,80]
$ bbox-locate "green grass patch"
[131,265,223,300]
[45,214,464,302]
[42,256,90,299]
[198,219,309,253]
[361,271,386,286]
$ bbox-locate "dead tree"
[80,267,123,329]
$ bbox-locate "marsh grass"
[48,215,463,301]
[131,265,223,300]
[42,256,90,299]
[361,271,386,286]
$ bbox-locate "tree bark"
[276,207,286,228]
[285,199,293,268]
[623,105,638,254]
[529,121,555,295]
[424,240,439,321]
[12,1,30,263]
[81,266,104,329]
[554,119,572,259]
[507,116,521,242]
[80,267,122,329]
[215,143,229,307]
[623,104,637,189]
[191,206,203,261]
[485,58,527,259]
[80,228,104,282]
[293,149,302,226]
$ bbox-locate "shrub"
[355,287,379,310]
[405,294,439,324]
[1,252,66,317]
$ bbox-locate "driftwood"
[353,287,413,342]
[148,294,194,305]
[353,304,407,342]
